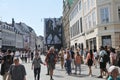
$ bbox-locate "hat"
[108,66,117,73]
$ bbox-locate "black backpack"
[103,54,109,63]
[48,53,56,63]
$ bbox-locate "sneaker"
[89,75,92,77]
[98,75,103,78]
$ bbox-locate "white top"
[93,52,98,58]
[99,50,107,62]
[64,54,67,63]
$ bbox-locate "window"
[118,7,120,20]
[70,27,72,38]
[92,12,96,26]
[79,1,81,11]
[88,15,91,28]
[76,20,79,34]
[80,18,83,33]
[91,0,95,7]
[84,2,87,13]
[100,7,109,23]
[87,0,90,10]
[102,35,112,47]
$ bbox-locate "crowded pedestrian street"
[0,55,105,80]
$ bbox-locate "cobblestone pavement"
[0,55,105,80]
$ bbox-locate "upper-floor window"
[80,18,83,33]
[92,11,96,26]
[84,2,87,13]
[100,7,109,23]
[70,6,78,21]
[91,0,95,7]
[88,15,91,28]
[118,6,120,21]
[79,1,81,11]
[87,0,90,10]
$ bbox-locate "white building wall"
[16,34,23,49]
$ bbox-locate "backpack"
[48,53,56,63]
[103,54,109,63]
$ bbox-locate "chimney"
[12,18,15,27]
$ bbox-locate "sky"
[0,0,63,36]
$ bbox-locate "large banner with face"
[44,18,62,45]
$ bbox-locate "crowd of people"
[57,45,120,80]
[0,45,120,80]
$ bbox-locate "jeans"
[75,64,81,74]
[66,59,71,75]
[34,67,41,80]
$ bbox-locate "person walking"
[45,47,57,80]
[74,51,82,75]
[86,50,94,77]
[66,50,72,75]
[110,48,117,66]
[58,48,64,69]
[32,51,45,80]
[6,57,26,80]
[70,48,75,69]
[98,46,108,78]
[1,49,13,80]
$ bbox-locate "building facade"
[0,19,37,52]
[69,0,120,51]
[62,0,75,48]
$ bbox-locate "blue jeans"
[66,59,71,75]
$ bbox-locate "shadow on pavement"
[55,68,66,71]
[53,74,64,78]
[70,73,88,78]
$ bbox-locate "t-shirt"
[32,57,43,68]
[9,64,26,80]
[99,50,107,62]
[75,55,81,64]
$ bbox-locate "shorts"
[100,62,106,69]
[48,63,55,70]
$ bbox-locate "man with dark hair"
[98,46,108,78]
[1,49,13,80]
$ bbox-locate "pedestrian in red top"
[74,51,82,75]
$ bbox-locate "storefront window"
[102,35,112,47]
